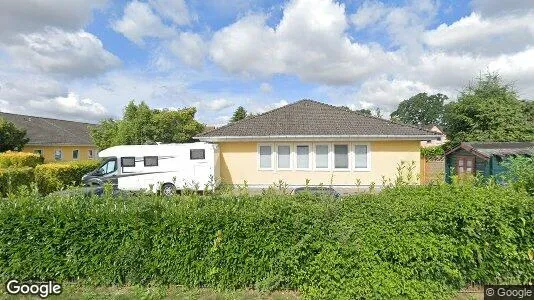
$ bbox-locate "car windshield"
[98,158,117,175]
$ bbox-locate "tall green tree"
[390,93,447,126]
[444,73,534,143]
[90,101,204,149]
[230,106,247,123]
[0,118,29,152]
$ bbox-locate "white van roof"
[98,142,215,158]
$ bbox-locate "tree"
[90,101,205,149]
[443,73,534,143]
[230,106,247,123]
[390,93,447,126]
[355,108,372,115]
[0,118,29,152]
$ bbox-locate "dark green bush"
[0,167,34,196]
[501,156,534,195]
[0,151,43,168]
[34,160,101,194]
[0,185,532,299]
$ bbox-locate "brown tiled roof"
[197,99,439,139]
[0,112,95,146]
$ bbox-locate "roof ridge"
[198,99,308,137]
[306,100,440,135]
[0,111,96,125]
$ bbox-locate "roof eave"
[195,134,441,142]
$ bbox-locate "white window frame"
[332,144,350,171]
[54,149,63,161]
[313,143,331,171]
[295,143,312,170]
[276,144,292,170]
[72,149,79,160]
[352,142,371,172]
[257,143,274,170]
[88,149,94,159]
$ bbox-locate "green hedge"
[0,185,533,299]
[0,151,43,168]
[0,167,34,197]
[34,160,101,194]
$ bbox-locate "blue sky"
[0,0,533,125]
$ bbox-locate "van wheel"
[161,183,176,196]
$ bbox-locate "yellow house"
[196,100,440,190]
[0,112,98,163]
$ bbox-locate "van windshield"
[98,158,117,175]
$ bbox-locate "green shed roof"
[446,142,534,159]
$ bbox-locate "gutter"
[195,134,441,142]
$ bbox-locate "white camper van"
[82,142,220,195]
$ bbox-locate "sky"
[0,0,533,126]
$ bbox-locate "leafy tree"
[390,93,447,126]
[0,118,29,152]
[374,107,383,118]
[91,101,204,149]
[443,73,534,143]
[356,108,372,115]
[230,106,247,123]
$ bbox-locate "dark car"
[292,187,340,198]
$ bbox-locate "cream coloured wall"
[22,145,98,163]
[219,140,421,187]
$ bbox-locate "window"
[277,145,291,169]
[98,159,117,175]
[72,149,79,160]
[88,149,94,159]
[437,137,442,141]
[259,145,272,169]
[121,157,136,167]
[296,145,310,169]
[34,149,43,156]
[144,156,158,167]
[354,145,369,169]
[456,156,475,175]
[190,149,206,160]
[315,144,329,169]
[334,145,348,169]
[54,149,62,161]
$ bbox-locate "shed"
[444,142,534,182]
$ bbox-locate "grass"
[0,284,300,300]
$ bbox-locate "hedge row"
[0,160,100,196]
[0,184,532,298]
[0,151,43,168]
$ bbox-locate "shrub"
[0,167,34,197]
[34,160,101,194]
[420,146,445,159]
[0,151,43,168]
[0,184,533,298]
[500,155,534,195]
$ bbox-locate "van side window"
[190,149,205,160]
[144,156,158,167]
[121,157,136,167]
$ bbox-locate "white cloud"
[29,92,108,121]
[4,28,120,76]
[169,32,206,68]
[149,0,191,25]
[424,12,534,55]
[350,1,387,29]
[210,0,395,84]
[0,100,12,113]
[471,0,534,17]
[260,82,272,93]
[113,0,176,45]
[252,100,289,114]
[202,98,234,111]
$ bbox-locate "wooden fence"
[420,157,445,184]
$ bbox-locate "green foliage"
[1,184,533,299]
[390,93,447,126]
[444,73,534,143]
[91,101,204,149]
[230,106,248,123]
[0,167,34,197]
[420,146,445,159]
[0,118,29,152]
[355,108,372,115]
[500,156,534,195]
[0,151,44,168]
[34,160,101,194]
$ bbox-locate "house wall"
[420,126,447,148]
[218,140,421,187]
[22,145,98,163]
